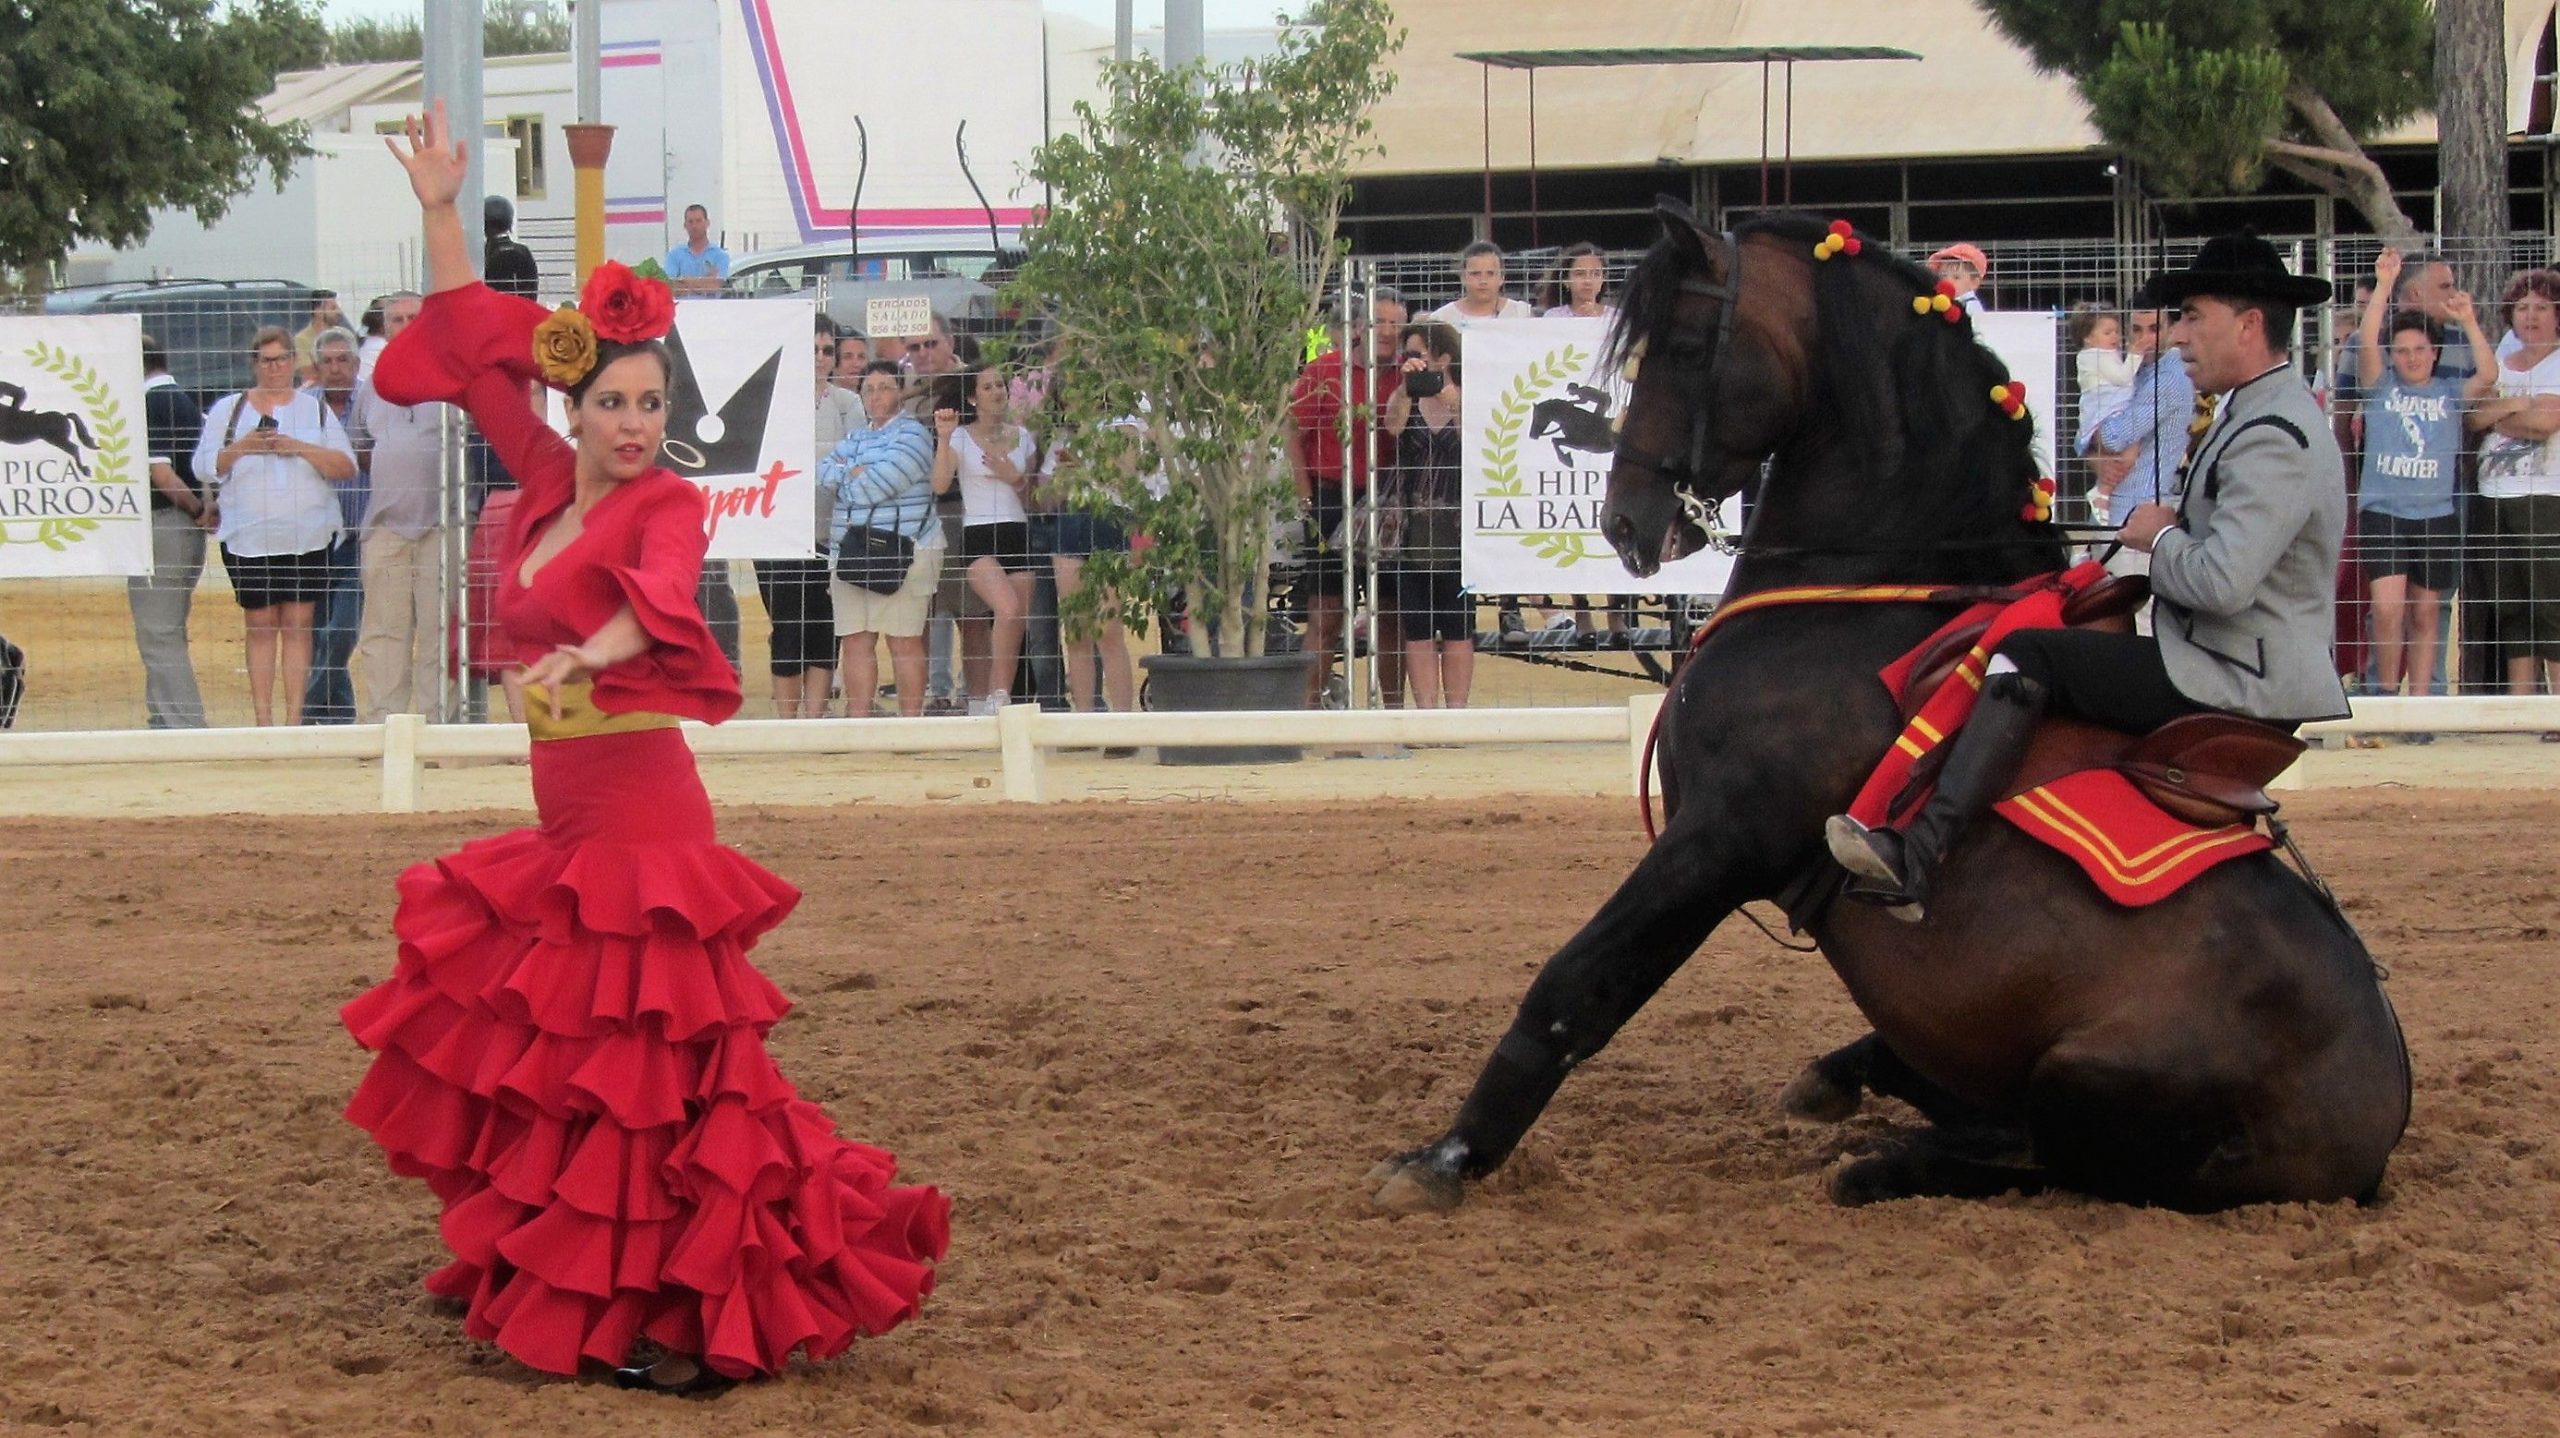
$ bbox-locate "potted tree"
[1011,0,1400,763]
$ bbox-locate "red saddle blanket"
[1843,562,2272,907]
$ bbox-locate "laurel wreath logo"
[1475,343,1603,567]
[1478,346,1580,498]
[0,342,135,551]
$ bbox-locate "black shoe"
[1825,815,1927,923]
[610,1359,737,1398]
[1826,671,2049,926]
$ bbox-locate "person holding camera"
[1383,320,1474,708]
[194,325,359,725]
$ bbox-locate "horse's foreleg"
[1780,1032,2016,1135]
[1778,1033,1880,1123]
[1368,833,1745,1213]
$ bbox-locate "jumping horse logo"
[0,379,101,479]
[1526,382,1616,466]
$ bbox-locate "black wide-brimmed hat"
[2136,231,2333,309]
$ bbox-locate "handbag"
[833,500,915,596]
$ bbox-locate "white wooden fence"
[1,696,2552,814]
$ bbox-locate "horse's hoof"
[1827,1154,1909,1207]
[1778,1062,1863,1123]
[1365,1150,1465,1214]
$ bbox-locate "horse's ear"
[1654,196,1709,264]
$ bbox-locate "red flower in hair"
[580,260,675,344]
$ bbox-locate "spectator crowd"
[2061,245,2560,732]
[23,224,2560,735]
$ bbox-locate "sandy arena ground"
[5,778,2558,1437]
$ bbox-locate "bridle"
[1612,228,2107,562]
[1611,227,1745,550]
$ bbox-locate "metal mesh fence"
[11,234,2560,731]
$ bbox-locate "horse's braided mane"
[1609,210,2051,565]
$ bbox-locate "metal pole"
[1114,0,1134,64]
[422,0,486,280]
[573,0,601,124]
[1482,64,1494,236]
[1783,60,1796,206]
[1333,270,1357,711]
[438,405,468,723]
[1165,0,1203,70]
[1758,61,1770,208]
[1527,68,1540,248]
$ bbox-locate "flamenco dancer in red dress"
[342,106,948,1396]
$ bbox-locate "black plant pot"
[1138,653,1307,765]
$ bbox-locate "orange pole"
[563,123,616,286]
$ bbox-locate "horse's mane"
[1612,212,2054,572]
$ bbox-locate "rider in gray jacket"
[1829,232,2347,921]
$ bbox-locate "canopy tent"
[1455,46,1922,238]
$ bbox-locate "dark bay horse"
[1366,207,2410,1212]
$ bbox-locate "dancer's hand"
[385,100,470,211]
[520,644,610,715]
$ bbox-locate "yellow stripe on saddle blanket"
[521,681,681,742]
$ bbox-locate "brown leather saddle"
[1890,576,2304,830]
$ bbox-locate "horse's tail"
[66,412,97,449]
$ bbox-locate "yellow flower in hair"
[533,306,600,388]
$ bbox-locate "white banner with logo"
[0,315,150,577]
[1459,313,2058,596]
[563,296,813,561]
[1460,318,1731,596]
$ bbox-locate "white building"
[68,0,1116,307]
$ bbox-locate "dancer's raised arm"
[384,101,477,295]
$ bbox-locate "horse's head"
[1600,202,1810,577]
[1602,203,2057,583]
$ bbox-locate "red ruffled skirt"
[342,728,948,1379]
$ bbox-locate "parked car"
[43,278,327,401]
[726,231,1028,335]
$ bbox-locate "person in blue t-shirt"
[2349,249,2493,704]
[664,203,731,295]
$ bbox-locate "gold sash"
[522,680,679,741]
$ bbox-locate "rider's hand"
[2118,502,2178,552]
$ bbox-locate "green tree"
[2435,0,2512,287]
[0,0,325,282]
[325,2,571,64]
[1011,0,1402,657]
[1977,0,2431,244]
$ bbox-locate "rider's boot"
[1826,672,2048,923]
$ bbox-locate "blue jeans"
[302,534,364,724]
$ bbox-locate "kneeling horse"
[1366,209,2410,1212]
